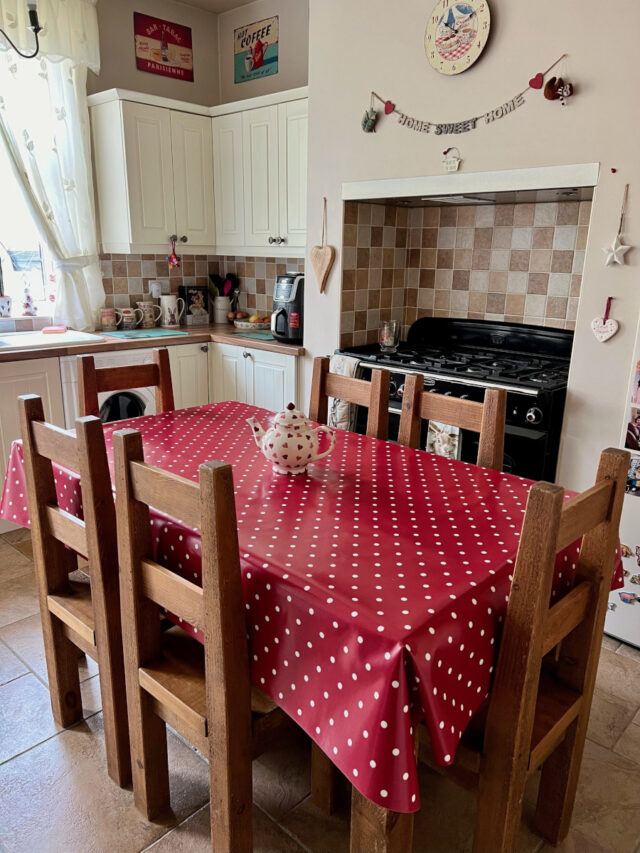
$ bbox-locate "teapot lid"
[272,402,309,427]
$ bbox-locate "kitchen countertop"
[0,324,305,363]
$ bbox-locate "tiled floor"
[0,528,639,853]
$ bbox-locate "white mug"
[160,294,185,328]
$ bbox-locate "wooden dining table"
[0,400,624,849]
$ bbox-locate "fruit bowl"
[234,320,271,330]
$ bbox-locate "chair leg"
[208,750,253,853]
[96,644,131,788]
[41,611,83,728]
[350,787,414,853]
[533,716,586,845]
[311,742,342,814]
[128,688,170,820]
[472,761,528,853]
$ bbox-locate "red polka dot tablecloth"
[0,401,623,814]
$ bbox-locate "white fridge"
[604,341,640,647]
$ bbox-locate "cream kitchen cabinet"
[208,343,298,411]
[212,98,308,256]
[168,343,210,409]
[90,95,215,254]
[0,358,64,533]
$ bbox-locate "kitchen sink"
[0,330,105,349]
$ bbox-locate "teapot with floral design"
[247,403,336,475]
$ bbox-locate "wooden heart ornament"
[384,100,396,115]
[310,244,336,294]
[591,317,619,342]
[529,72,544,89]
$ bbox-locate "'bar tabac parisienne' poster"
[134,13,194,82]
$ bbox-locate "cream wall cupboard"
[212,112,245,248]
[0,358,64,533]
[90,97,215,254]
[208,343,298,411]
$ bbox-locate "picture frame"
[179,284,210,326]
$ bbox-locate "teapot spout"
[247,417,265,445]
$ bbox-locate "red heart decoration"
[384,100,395,115]
[298,444,304,450]
[529,73,544,90]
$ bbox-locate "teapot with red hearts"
[247,403,335,475]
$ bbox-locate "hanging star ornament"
[603,234,630,266]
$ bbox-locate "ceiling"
[179,0,255,13]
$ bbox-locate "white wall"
[88,0,220,106]
[217,0,308,103]
[305,0,640,497]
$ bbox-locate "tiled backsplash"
[340,200,590,348]
[99,253,305,317]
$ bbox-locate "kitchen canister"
[214,296,231,324]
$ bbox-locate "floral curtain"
[0,0,102,330]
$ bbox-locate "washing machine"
[60,348,160,428]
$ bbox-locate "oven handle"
[367,363,540,397]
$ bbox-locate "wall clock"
[425,1,491,76]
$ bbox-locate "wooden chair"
[77,347,175,418]
[18,394,130,787]
[308,356,390,440]
[113,427,290,853]
[414,446,629,853]
[397,373,507,470]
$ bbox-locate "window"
[0,142,56,316]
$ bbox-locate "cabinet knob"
[243,350,251,359]
[268,236,275,245]
[200,345,208,352]
[180,235,188,243]
[277,237,286,245]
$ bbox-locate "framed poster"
[179,284,210,326]
[134,13,194,82]
[234,16,279,84]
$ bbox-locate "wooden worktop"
[0,324,305,363]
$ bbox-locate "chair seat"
[139,627,278,747]
[47,580,95,650]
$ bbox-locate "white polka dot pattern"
[0,401,624,814]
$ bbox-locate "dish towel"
[327,354,360,431]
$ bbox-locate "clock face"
[425,1,491,75]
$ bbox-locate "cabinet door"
[245,349,297,411]
[278,100,308,249]
[168,343,210,409]
[0,358,64,532]
[242,106,279,247]
[208,343,249,404]
[212,113,245,248]
[171,112,216,248]
[123,102,176,246]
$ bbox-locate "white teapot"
[247,403,336,475]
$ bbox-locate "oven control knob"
[460,394,469,399]
[444,391,452,396]
[525,407,543,425]
[397,384,405,398]
[389,379,398,397]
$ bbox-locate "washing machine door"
[99,391,147,423]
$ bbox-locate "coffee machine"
[271,274,304,343]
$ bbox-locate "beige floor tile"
[252,726,311,820]
[0,639,27,686]
[0,541,33,581]
[280,797,350,853]
[0,528,31,546]
[602,634,622,652]
[11,540,33,561]
[0,674,64,763]
[0,545,39,629]
[587,688,639,749]
[616,643,640,663]
[143,802,309,853]
[614,722,640,766]
[595,648,640,707]
[0,613,98,683]
[0,714,210,853]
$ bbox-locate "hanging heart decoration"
[591,297,619,343]
[384,100,396,115]
[529,72,544,89]
[310,197,336,294]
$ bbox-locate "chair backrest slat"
[397,373,507,470]
[129,461,200,529]
[555,480,614,552]
[44,506,87,556]
[140,558,205,631]
[32,420,79,471]
[77,348,175,419]
[541,582,593,656]
[309,357,390,440]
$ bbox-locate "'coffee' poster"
[234,16,279,84]
[134,13,194,82]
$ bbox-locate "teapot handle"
[312,425,336,461]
